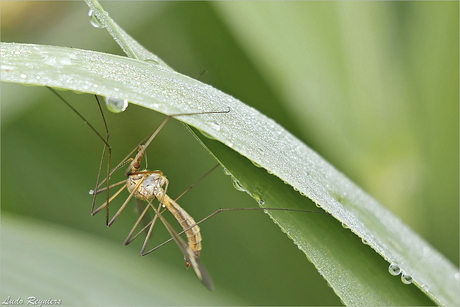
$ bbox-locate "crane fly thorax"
[127,170,167,201]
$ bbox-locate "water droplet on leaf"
[105,97,128,113]
[231,177,246,192]
[88,9,105,28]
[401,273,413,284]
[388,263,401,276]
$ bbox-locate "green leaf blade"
[193,128,436,306]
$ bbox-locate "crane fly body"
[125,145,203,261]
[86,109,227,291]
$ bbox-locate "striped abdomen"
[162,194,202,258]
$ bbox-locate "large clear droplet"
[251,160,263,168]
[231,177,246,192]
[253,194,266,206]
[388,263,401,276]
[105,97,128,113]
[88,9,105,28]
[401,273,413,285]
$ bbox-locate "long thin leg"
[124,200,159,246]
[138,201,161,255]
[46,87,110,148]
[141,207,330,256]
[91,141,109,217]
[46,87,113,221]
[91,181,127,216]
[174,164,220,202]
[124,116,172,176]
[92,95,112,226]
[90,179,126,196]
[125,108,230,177]
[107,184,138,226]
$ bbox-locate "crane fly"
[49,86,226,290]
[47,87,329,291]
[88,113,227,290]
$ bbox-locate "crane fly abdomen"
[162,194,202,258]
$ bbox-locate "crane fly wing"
[150,201,214,291]
[134,198,152,234]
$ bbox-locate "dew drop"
[20,73,27,79]
[208,121,221,131]
[227,136,235,148]
[222,168,231,176]
[88,9,105,28]
[341,222,349,229]
[401,273,413,284]
[388,263,401,276]
[105,97,128,113]
[144,59,160,66]
[253,194,266,206]
[231,177,246,192]
[88,190,95,195]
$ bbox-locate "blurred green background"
[1,1,458,305]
